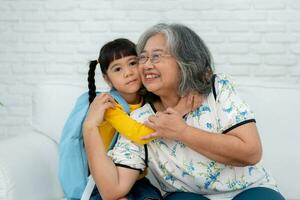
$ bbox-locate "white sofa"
[0,79,300,200]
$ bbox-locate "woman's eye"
[152,54,160,60]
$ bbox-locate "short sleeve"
[107,135,146,172]
[214,74,256,133]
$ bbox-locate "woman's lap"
[232,187,285,200]
[163,187,285,200]
[163,192,209,200]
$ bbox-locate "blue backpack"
[59,90,130,200]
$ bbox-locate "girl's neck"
[122,93,141,104]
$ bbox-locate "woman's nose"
[140,61,154,70]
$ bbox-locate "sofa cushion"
[0,133,64,200]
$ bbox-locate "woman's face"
[138,33,180,97]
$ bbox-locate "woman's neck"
[157,93,180,111]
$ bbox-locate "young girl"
[87,38,155,148]
[86,38,162,200]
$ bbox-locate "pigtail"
[88,60,98,105]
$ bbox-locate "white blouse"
[108,74,278,199]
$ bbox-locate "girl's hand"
[142,108,188,141]
[175,91,204,116]
[83,93,116,128]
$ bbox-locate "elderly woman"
[83,23,285,200]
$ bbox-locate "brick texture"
[0,0,299,136]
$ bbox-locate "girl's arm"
[104,105,154,144]
[83,125,139,200]
[105,91,203,145]
[84,93,139,200]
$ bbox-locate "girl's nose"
[124,67,133,78]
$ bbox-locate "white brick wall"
[0,0,300,136]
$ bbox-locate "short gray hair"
[137,23,214,96]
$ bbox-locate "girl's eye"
[129,61,137,67]
[113,67,121,72]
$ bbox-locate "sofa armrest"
[0,133,64,200]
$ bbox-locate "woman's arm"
[143,75,262,166]
[180,120,262,166]
[143,108,262,167]
[83,93,139,200]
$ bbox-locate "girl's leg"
[89,177,161,200]
[126,177,163,200]
[233,187,285,200]
[163,192,209,200]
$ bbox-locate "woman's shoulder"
[214,73,236,86]
[213,73,237,98]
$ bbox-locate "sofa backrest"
[32,80,300,199]
[32,83,87,144]
[236,80,300,199]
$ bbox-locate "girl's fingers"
[107,101,115,108]
[193,95,203,111]
[192,95,198,111]
[95,93,116,104]
[104,94,117,104]
[187,93,193,108]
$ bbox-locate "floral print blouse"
[108,74,278,199]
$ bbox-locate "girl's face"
[105,55,142,98]
[138,33,180,97]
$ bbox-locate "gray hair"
[137,23,214,96]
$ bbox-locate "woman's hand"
[83,93,116,129]
[175,91,204,116]
[142,108,188,141]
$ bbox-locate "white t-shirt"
[108,74,278,200]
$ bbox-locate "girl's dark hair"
[88,38,137,104]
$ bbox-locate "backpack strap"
[80,176,95,200]
[110,89,130,113]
